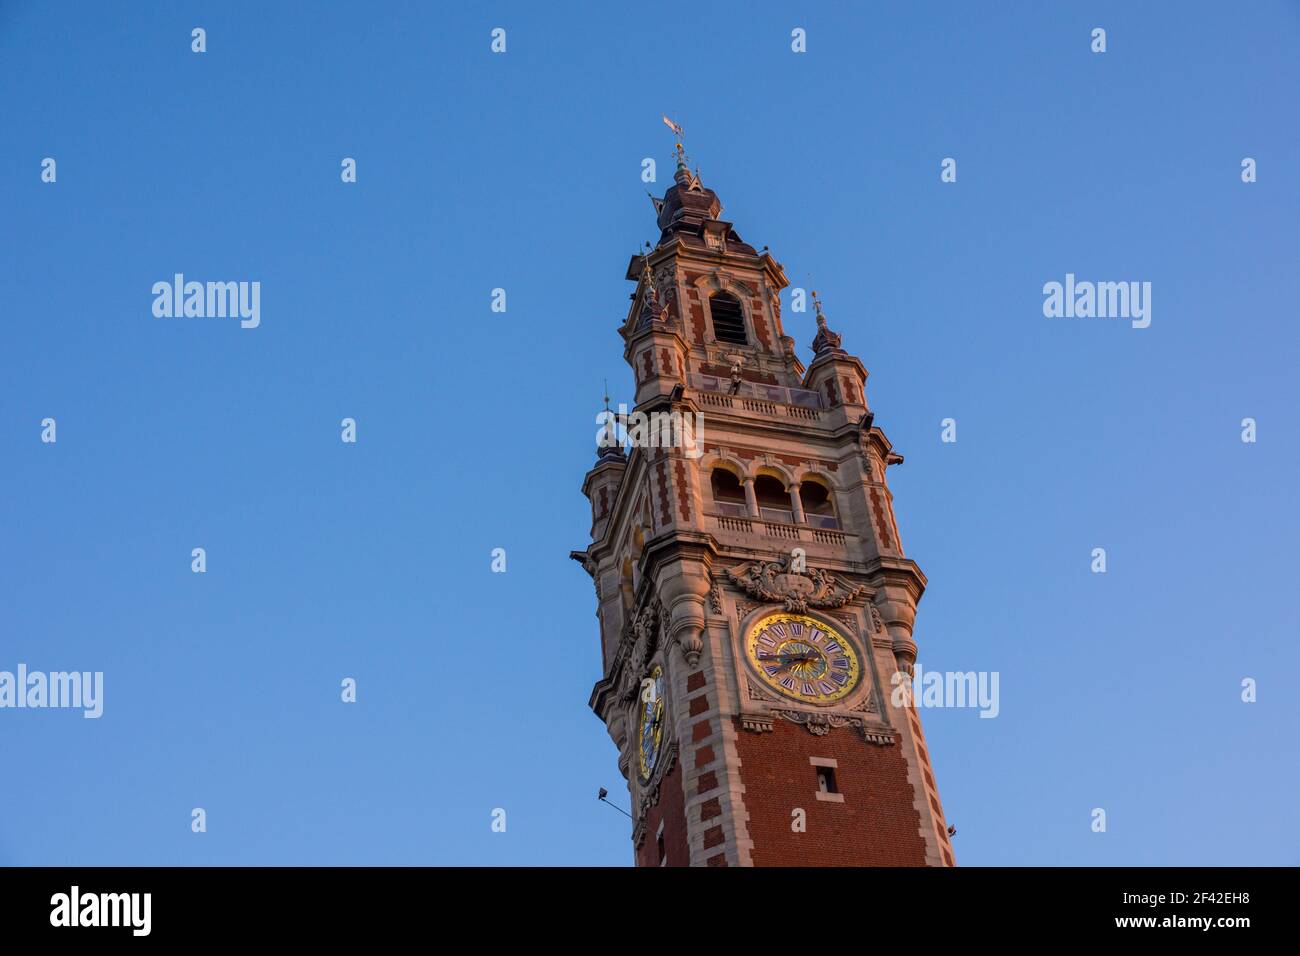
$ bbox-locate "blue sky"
[1,1,1296,866]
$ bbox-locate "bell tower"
[572,135,955,867]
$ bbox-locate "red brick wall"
[733,719,928,866]
[634,760,690,867]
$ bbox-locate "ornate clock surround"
[718,557,899,746]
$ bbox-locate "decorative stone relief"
[770,708,895,745]
[831,612,858,634]
[851,690,877,714]
[708,575,724,616]
[609,593,668,706]
[726,555,867,614]
[775,709,858,736]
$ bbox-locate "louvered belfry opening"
[710,293,748,345]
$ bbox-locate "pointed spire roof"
[650,164,756,255]
[634,244,676,331]
[595,386,626,462]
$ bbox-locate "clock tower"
[572,144,955,867]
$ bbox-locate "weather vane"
[663,114,688,169]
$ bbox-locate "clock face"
[745,613,861,704]
[636,665,665,782]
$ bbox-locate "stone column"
[789,482,806,524]
[742,477,759,517]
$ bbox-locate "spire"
[810,290,844,355]
[645,116,757,255]
[635,242,673,330]
[596,381,625,461]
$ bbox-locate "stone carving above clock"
[725,555,869,614]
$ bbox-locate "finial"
[809,289,843,355]
[597,379,624,459]
[641,243,655,291]
[812,289,828,329]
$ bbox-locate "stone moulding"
[740,713,774,733]
[772,709,896,744]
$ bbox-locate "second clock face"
[637,665,665,782]
[745,613,861,704]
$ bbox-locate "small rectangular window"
[811,757,844,802]
[816,767,838,794]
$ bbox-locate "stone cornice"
[861,556,928,602]
[637,530,717,593]
[580,453,627,500]
[804,350,869,385]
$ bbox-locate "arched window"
[754,474,792,524]
[710,467,747,517]
[800,480,839,530]
[709,293,748,345]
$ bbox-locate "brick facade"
[733,720,928,866]
[634,760,689,867]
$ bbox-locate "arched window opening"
[711,468,747,517]
[709,293,748,345]
[754,475,792,524]
[800,481,839,530]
